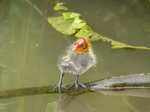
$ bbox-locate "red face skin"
[73,38,88,52]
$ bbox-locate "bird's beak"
[72,44,79,51]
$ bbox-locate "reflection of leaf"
[48,2,150,50]
[46,101,59,112]
[0,102,7,111]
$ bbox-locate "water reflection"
[46,94,94,112]
[46,89,150,112]
[0,89,150,112]
[126,96,150,112]
[99,89,150,98]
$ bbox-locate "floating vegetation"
[48,2,150,50]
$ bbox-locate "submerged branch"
[0,73,150,99]
[89,73,150,91]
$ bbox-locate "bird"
[54,37,97,92]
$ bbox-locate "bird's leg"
[69,75,87,90]
[53,71,67,93]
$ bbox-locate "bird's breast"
[58,51,96,75]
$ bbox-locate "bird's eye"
[79,43,84,47]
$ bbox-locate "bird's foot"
[69,82,87,90]
[53,83,67,93]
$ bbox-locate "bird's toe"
[69,82,87,90]
[53,83,67,93]
[78,83,87,88]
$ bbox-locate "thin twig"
[25,0,43,16]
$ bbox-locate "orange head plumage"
[73,37,92,53]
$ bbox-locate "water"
[0,0,150,111]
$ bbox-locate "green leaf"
[48,16,76,35]
[53,2,69,11]
[47,2,150,50]
[62,12,81,20]
[70,17,86,29]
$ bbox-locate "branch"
[0,73,150,99]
